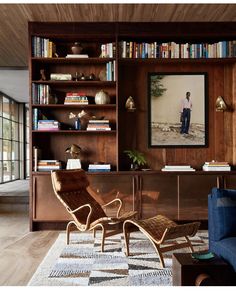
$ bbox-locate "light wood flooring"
[0,211,59,286]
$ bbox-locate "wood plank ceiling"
[0,3,236,67]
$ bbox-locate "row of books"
[32,37,56,58]
[32,37,236,59]
[119,40,236,59]
[88,164,111,172]
[106,61,116,81]
[37,160,62,172]
[100,43,116,58]
[64,92,89,105]
[32,84,51,104]
[86,120,111,131]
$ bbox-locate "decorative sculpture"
[65,144,82,169]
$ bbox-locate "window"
[0,93,27,183]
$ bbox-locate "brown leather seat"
[51,169,137,251]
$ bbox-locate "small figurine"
[74,72,79,81]
[80,73,86,80]
[88,73,96,80]
[40,69,46,81]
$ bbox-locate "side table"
[172,253,234,286]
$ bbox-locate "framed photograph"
[148,72,208,147]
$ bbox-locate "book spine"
[33,147,38,172]
[33,108,38,130]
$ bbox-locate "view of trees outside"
[0,93,27,183]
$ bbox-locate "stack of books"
[37,160,62,171]
[161,165,195,172]
[86,120,111,131]
[65,54,89,58]
[202,161,231,171]
[88,164,111,172]
[64,92,89,105]
[38,120,60,131]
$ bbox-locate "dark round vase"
[71,42,83,55]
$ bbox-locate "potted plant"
[124,149,147,170]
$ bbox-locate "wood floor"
[0,211,59,286]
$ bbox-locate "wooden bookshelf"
[29,22,236,230]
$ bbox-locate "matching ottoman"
[123,214,200,268]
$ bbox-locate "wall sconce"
[125,96,136,112]
[216,96,228,112]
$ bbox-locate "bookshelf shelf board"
[32,171,119,175]
[32,130,116,134]
[32,33,116,41]
[31,104,116,108]
[31,170,236,176]
[31,57,116,64]
[32,81,116,86]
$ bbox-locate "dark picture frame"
[148,72,208,147]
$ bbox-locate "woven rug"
[28,230,208,286]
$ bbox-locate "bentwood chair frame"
[51,169,137,252]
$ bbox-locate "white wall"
[0,69,29,103]
[151,74,205,124]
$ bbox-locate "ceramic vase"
[95,90,110,104]
[71,42,83,54]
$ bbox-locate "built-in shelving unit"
[29,22,236,230]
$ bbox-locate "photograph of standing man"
[180,91,192,134]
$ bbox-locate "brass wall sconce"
[125,96,136,112]
[216,96,228,112]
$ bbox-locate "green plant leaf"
[124,149,147,166]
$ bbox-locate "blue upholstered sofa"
[208,187,236,274]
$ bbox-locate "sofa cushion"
[210,237,236,271]
[208,188,236,241]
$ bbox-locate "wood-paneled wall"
[118,61,236,169]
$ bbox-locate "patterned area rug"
[28,231,208,286]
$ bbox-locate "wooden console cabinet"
[30,171,236,230]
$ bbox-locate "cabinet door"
[140,174,178,220]
[179,174,218,220]
[87,174,136,217]
[224,175,236,189]
[32,174,71,221]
